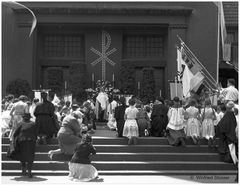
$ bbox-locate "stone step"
[1,137,217,145]
[2,161,237,171]
[2,152,223,161]
[2,170,238,176]
[2,144,218,153]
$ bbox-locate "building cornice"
[168,24,188,29]
[13,5,193,17]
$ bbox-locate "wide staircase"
[1,134,238,177]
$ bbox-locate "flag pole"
[175,76,178,97]
[182,43,218,85]
[216,2,220,84]
[177,35,217,89]
[177,35,218,85]
[199,71,218,88]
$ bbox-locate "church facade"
[2,2,237,98]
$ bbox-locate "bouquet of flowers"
[85,80,120,99]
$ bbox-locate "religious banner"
[90,30,117,81]
[34,91,41,101]
[209,93,218,106]
[33,89,51,102]
[181,46,203,75]
[169,81,183,100]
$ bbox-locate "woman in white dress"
[201,99,216,147]
[68,134,98,182]
[1,95,14,137]
[123,98,139,145]
[185,99,201,145]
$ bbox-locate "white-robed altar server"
[107,96,118,130]
[95,88,109,122]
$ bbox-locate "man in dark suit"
[114,97,127,137]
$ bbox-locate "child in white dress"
[201,99,216,147]
[123,98,139,145]
[185,99,201,145]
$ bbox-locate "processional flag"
[177,47,204,97]
[177,35,218,92]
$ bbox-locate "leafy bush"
[46,68,64,95]
[120,63,136,94]
[6,79,31,98]
[69,62,88,103]
[140,67,156,103]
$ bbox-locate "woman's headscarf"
[82,134,92,144]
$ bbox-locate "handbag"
[6,139,19,160]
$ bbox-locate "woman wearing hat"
[68,134,98,181]
[11,113,37,178]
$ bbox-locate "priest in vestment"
[95,88,109,122]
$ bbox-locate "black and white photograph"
[1,1,239,184]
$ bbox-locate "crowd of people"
[1,78,239,180]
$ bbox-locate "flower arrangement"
[85,80,120,99]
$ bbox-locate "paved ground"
[1,174,238,184]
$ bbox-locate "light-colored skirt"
[186,118,201,137]
[1,111,12,135]
[202,118,215,139]
[9,115,23,141]
[107,114,117,130]
[68,162,98,182]
[122,119,139,138]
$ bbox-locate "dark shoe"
[173,138,180,146]
[133,137,138,145]
[197,139,201,146]
[27,163,33,178]
[165,129,170,136]
[21,168,27,176]
[208,138,213,148]
[28,172,33,178]
[21,162,27,176]
[180,138,186,147]
[211,138,217,148]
